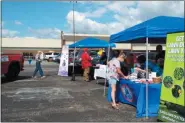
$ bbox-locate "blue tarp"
[110,16,184,43]
[107,79,162,118]
[69,37,115,48]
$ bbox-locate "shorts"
[108,78,117,85]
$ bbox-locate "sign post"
[158,32,184,122]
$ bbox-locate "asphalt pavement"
[1,61,157,122]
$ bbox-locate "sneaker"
[41,76,46,79]
[32,76,37,79]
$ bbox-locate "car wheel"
[5,63,20,80]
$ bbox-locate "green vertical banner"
[158,32,185,122]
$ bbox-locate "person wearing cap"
[32,51,46,79]
[97,48,103,57]
[81,48,92,82]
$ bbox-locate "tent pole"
[104,44,110,96]
[71,1,77,81]
[146,37,149,119]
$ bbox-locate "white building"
[2,33,164,55]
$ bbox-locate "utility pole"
[71,1,77,81]
[61,31,65,52]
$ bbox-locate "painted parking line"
[14,79,38,82]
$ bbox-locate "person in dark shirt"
[99,52,107,65]
[135,55,163,77]
[155,45,165,63]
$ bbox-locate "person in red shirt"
[81,48,92,82]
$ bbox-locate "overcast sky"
[1,1,184,39]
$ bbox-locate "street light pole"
[71,1,77,81]
[61,31,65,52]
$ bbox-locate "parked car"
[44,52,59,61]
[55,50,100,77]
[1,53,24,80]
[68,50,100,77]
[54,52,78,64]
[89,51,100,65]
[68,50,100,66]
[53,54,61,63]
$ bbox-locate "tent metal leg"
[103,79,107,96]
[71,1,77,81]
[103,44,110,96]
[146,37,149,119]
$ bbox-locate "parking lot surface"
[1,61,157,122]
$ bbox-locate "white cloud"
[2,29,20,38]
[74,1,109,18]
[134,1,184,20]
[15,20,23,25]
[66,11,124,34]
[1,21,20,38]
[84,8,107,18]
[28,27,61,39]
[78,1,110,5]
[66,1,184,35]
[2,1,184,38]
[106,1,184,24]
[106,1,136,14]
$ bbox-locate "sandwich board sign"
[158,32,184,122]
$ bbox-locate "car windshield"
[54,53,59,55]
[77,50,83,57]
[89,51,97,57]
[57,54,61,57]
[45,53,52,55]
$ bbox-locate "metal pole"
[61,31,64,52]
[71,1,77,81]
[146,37,149,119]
[103,45,110,96]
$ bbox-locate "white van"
[44,52,59,61]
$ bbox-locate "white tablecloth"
[94,65,107,79]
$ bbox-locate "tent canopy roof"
[69,37,115,48]
[110,16,184,43]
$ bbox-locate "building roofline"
[2,33,110,40]
[64,33,110,37]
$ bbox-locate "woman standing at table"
[107,50,128,109]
